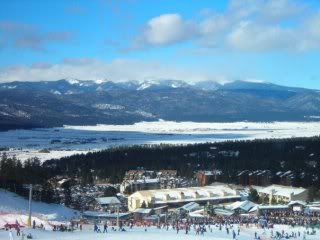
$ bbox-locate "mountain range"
[1,79,320,130]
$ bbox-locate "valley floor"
[2,121,320,162]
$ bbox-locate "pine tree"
[41,182,55,203]
[248,188,260,203]
[63,181,72,207]
[140,201,147,208]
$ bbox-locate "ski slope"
[0,189,79,228]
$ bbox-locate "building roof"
[132,208,153,214]
[82,211,130,218]
[178,202,200,212]
[129,185,240,204]
[249,204,289,212]
[124,178,160,185]
[189,209,206,218]
[153,206,168,211]
[228,200,256,212]
[288,200,307,206]
[214,208,234,216]
[158,170,177,174]
[95,197,121,205]
[307,206,320,212]
[126,170,146,175]
[257,185,306,198]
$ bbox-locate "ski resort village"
[1,167,320,240]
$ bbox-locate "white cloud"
[131,0,320,52]
[134,14,197,47]
[0,58,221,83]
[228,0,302,22]
[226,21,295,51]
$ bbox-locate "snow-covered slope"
[0,189,79,226]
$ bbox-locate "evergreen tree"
[140,201,147,208]
[248,188,260,203]
[41,182,55,203]
[63,181,72,207]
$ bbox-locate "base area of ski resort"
[1,180,320,240]
[1,225,319,240]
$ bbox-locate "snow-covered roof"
[214,208,234,216]
[307,206,320,212]
[228,200,256,212]
[288,200,307,206]
[95,197,121,205]
[58,179,69,185]
[153,206,168,211]
[130,185,240,204]
[178,202,200,212]
[249,205,289,212]
[124,178,160,184]
[257,185,306,198]
[82,211,130,218]
[133,208,152,214]
[189,209,206,218]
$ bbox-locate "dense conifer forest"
[43,136,320,186]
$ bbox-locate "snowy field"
[1,121,320,161]
[1,224,320,240]
[0,189,79,226]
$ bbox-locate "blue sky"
[0,0,320,89]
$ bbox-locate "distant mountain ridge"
[0,78,315,93]
[0,79,319,130]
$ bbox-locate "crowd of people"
[81,213,319,240]
[3,209,320,239]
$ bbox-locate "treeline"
[0,154,58,202]
[44,136,320,186]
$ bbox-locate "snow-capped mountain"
[136,79,189,91]
[0,79,319,130]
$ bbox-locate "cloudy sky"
[1,0,320,88]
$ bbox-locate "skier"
[103,222,108,233]
[94,223,98,232]
[16,226,20,236]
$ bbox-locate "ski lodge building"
[127,185,241,211]
[256,184,308,204]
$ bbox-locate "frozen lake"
[1,121,320,161]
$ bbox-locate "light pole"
[27,184,33,227]
[116,205,120,229]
